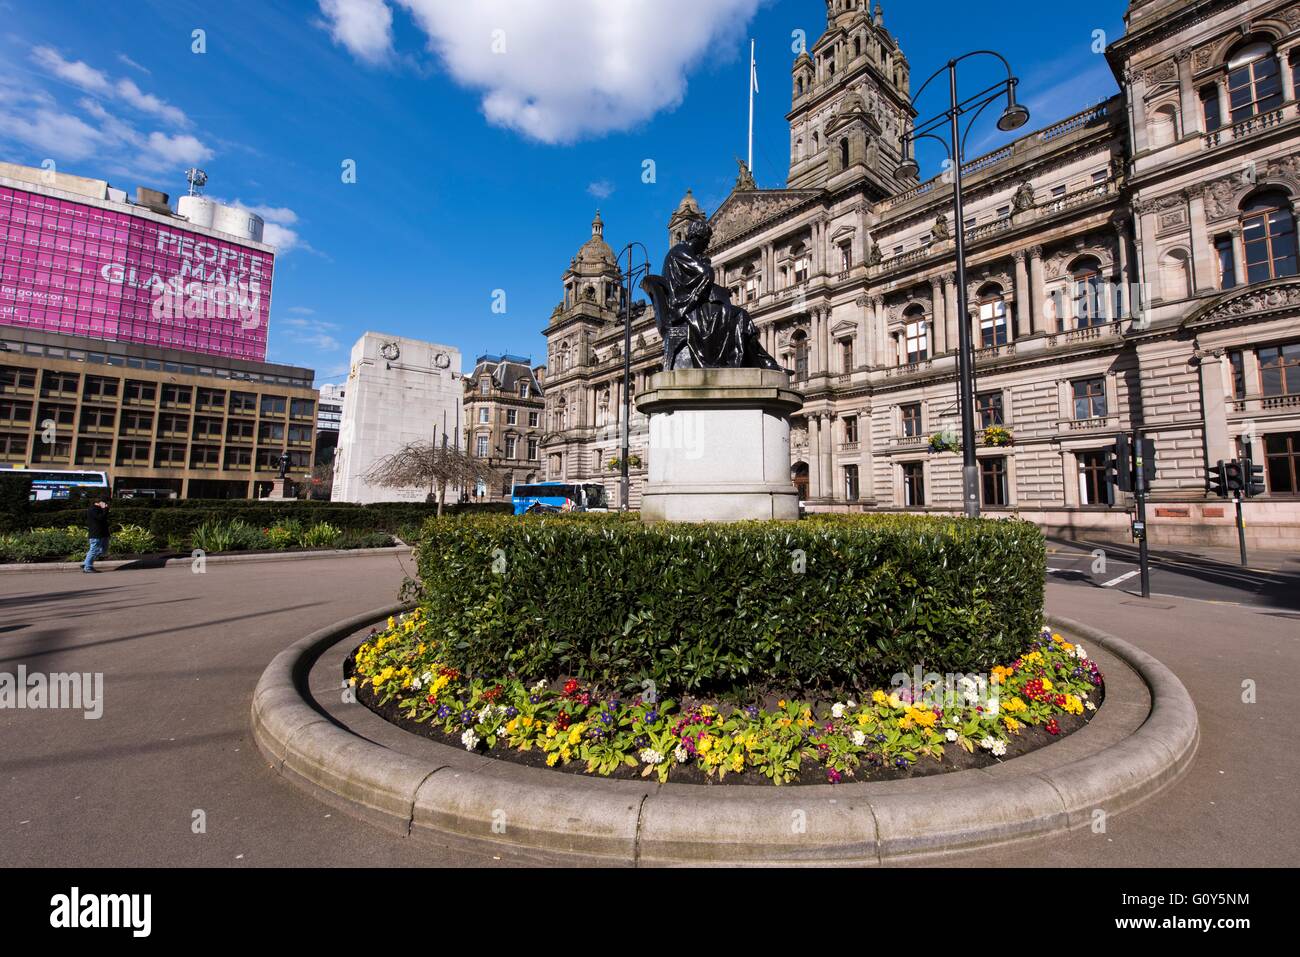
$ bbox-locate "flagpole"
[747,39,755,175]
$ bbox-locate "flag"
[751,43,759,94]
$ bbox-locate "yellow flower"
[1003,716,1022,733]
[1004,697,1027,714]
[905,706,937,729]
[520,715,534,728]
[1041,677,1053,692]
[505,718,518,734]
[778,699,787,709]
[546,752,560,767]
[1051,633,1063,643]
[872,690,888,706]
[1063,694,1084,716]
[546,723,558,739]
[560,747,571,761]
[697,735,713,754]
[731,752,744,772]
[568,724,584,745]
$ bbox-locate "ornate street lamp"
[616,242,651,512]
[896,52,1029,519]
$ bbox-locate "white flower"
[410,676,422,690]
[531,679,548,693]
[991,740,1007,757]
[846,699,857,709]
[477,705,492,724]
[831,702,846,719]
[1074,645,1088,660]
[852,730,866,747]
[461,729,480,751]
[421,671,433,684]
[673,746,690,763]
[984,697,1000,716]
[639,748,664,765]
[946,729,959,742]
[1085,701,1097,712]
[979,735,996,751]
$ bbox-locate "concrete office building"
[331,332,463,504]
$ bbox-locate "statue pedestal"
[262,478,296,501]
[635,369,803,522]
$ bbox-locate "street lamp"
[896,51,1029,519]
[616,242,652,512]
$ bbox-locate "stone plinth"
[635,368,803,522]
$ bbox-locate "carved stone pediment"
[709,187,822,247]
[1184,279,1300,329]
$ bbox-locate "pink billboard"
[0,185,273,360]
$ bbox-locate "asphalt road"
[1,549,1296,867]
[1044,538,1300,611]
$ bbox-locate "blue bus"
[0,467,109,502]
[511,482,610,515]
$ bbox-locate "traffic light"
[1136,437,1156,486]
[1103,440,1125,503]
[1224,459,1245,494]
[1245,457,1266,497]
[1207,460,1228,498]
[1113,435,1134,493]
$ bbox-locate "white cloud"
[139,130,212,169]
[587,179,614,199]
[116,53,151,75]
[318,0,762,142]
[31,46,189,127]
[31,46,111,94]
[287,306,316,316]
[116,78,187,126]
[319,0,394,64]
[0,106,103,160]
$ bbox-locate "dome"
[674,189,703,218]
[576,209,617,267]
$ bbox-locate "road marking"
[1100,570,1140,588]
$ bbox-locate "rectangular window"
[902,462,925,506]
[230,391,257,414]
[226,418,254,441]
[979,297,1008,347]
[528,411,539,427]
[520,382,530,398]
[505,436,517,458]
[480,379,490,395]
[905,320,928,363]
[901,403,922,438]
[528,438,539,459]
[1258,342,1300,397]
[476,435,489,457]
[1263,432,1300,493]
[976,392,1004,428]
[40,370,80,397]
[841,338,854,373]
[258,422,285,443]
[478,407,490,424]
[290,398,314,418]
[1072,377,1107,419]
[843,464,860,501]
[123,380,156,404]
[259,395,286,416]
[83,375,119,400]
[1229,350,1246,399]
[1078,449,1110,505]
[844,415,858,444]
[0,367,37,394]
[1215,235,1236,289]
[160,384,192,407]
[1201,85,1222,132]
[506,409,517,425]
[981,457,1008,506]
[224,447,252,469]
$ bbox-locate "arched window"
[812,131,820,152]
[794,137,803,161]
[1070,257,1105,329]
[1160,248,1192,301]
[792,331,809,381]
[1227,40,1283,123]
[840,137,850,170]
[1241,190,1298,283]
[903,305,929,363]
[977,283,1008,347]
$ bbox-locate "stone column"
[930,277,946,354]
[943,275,958,357]
[1282,46,1299,102]
[1188,190,1215,293]
[808,413,822,498]
[821,412,835,501]
[1176,51,1200,135]
[1129,73,1150,153]
[871,297,886,366]
[857,297,869,370]
[1199,355,1233,465]
[1228,227,1245,288]
[819,304,831,373]
[1013,250,1029,341]
[1028,245,1046,334]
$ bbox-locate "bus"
[511,482,610,515]
[0,467,110,502]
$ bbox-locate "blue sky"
[0,0,1128,386]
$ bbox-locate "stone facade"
[541,0,1300,548]
[462,354,546,501]
[331,332,462,504]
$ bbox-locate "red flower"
[483,684,503,703]
[1046,718,1060,736]
[562,679,580,697]
[556,711,572,730]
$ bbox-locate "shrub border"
[0,544,411,574]
[251,604,1199,865]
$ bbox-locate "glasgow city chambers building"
[539,0,1300,549]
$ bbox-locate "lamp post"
[896,52,1029,519]
[616,242,651,512]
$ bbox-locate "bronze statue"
[642,220,780,371]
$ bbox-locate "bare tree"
[364,440,501,516]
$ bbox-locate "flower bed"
[349,609,1103,786]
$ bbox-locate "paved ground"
[1,551,1295,867]
[0,551,502,867]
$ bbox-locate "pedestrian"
[83,497,111,573]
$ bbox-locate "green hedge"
[6,499,512,536]
[413,513,1046,696]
